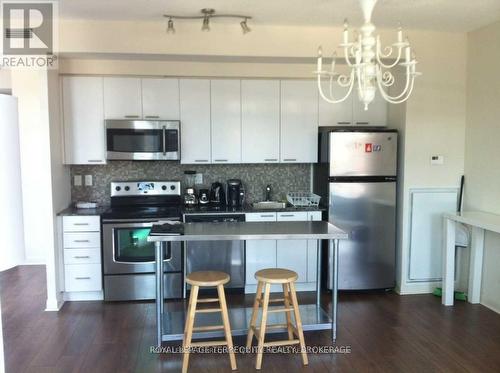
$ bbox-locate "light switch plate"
[74,175,82,186]
[195,173,203,184]
[84,175,93,186]
[430,155,444,165]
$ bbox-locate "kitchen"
[1,0,500,372]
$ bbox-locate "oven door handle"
[162,126,166,156]
[102,218,180,225]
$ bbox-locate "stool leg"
[289,282,308,366]
[184,287,194,335]
[246,281,264,348]
[282,283,294,340]
[217,284,237,370]
[256,283,271,370]
[182,285,199,373]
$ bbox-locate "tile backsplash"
[70,162,311,206]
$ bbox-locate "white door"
[280,80,318,163]
[141,78,179,120]
[210,80,241,164]
[179,79,211,164]
[103,77,142,119]
[62,76,106,164]
[241,80,280,163]
[276,212,308,283]
[352,92,387,126]
[318,82,353,126]
[307,211,322,282]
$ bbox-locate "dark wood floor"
[2,266,500,373]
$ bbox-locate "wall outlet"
[84,175,93,186]
[195,173,203,184]
[430,155,444,165]
[74,175,82,186]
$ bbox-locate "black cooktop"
[102,205,182,220]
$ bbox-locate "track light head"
[202,16,210,31]
[240,18,251,34]
[166,18,175,34]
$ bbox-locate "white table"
[442,211,500,306]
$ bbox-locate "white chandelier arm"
[343,44,357,67]
[376,36,404,69]
[376,71,416,104]
[317,71,356,104]
[376,64,412,101]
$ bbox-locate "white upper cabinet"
[141,78,180,120]
[210,80,241,164]
[241,80,280,163]
[179,79,211,164]
[280,80,318,163]
[103,77,142,119]
[352,92,387,126]
[62,76,106,165]
[318,82,353,126]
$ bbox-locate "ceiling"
[59,0,500,32]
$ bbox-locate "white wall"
[0,69,11,92]
[0,298,4,373]
[465,20,500,313]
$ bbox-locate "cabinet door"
[241,80,280,163]
[141,78,179,120]
[179,79,211,164]
[246,240,277,285]
[211,80,241,164]
[62,76,106,164]
[280,80,318,163]
[307,211,322,282]
[318,82,353,126]
[352,92,387,126]
[103,77,142,119]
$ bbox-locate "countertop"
[148,221,347,242]
[444,211,500,234]
[57,206,109,216]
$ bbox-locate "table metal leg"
[155,241,164,346]
[442,218,456,306]
[316,240,322,307]
[331,239,339,343]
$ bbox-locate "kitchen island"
[148,220,348,347]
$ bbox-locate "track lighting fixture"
[164,8,252,34]
[166,18,175,34]
[240,18,251,34]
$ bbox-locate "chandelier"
[315,0,421,110]
[164,8,252,34]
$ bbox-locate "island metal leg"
[316,240,322,307]
[331,239,339,342]
[155,241,164,347]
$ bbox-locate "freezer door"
[329,131,397,176]
[328,181,396,290]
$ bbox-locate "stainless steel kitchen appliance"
[106,120,180,160]
[227,179,245,208]
[102,180,183,301]
[314,128,398,290]
[183,213,245,289]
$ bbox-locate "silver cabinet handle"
[260,214,275,217]
[74,240,90,243]
[264,158,277,162]
[73,223,89,226]
[194,159,208,163]
[87,159,103,163]
[356,121,369,125]
[145,115,160,119]
[283,158,296,162]
[337,121,351,125]
[75,277,91,280]
[213,159,228,162]
[124,115,140,118]
[279,214,295,217]
[74,256,90,259]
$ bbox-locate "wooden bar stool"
[183,271,237,373]
[246,268,308,370]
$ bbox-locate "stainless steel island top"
[148,221,347,348]
[147,221,348,242]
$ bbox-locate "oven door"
[102,221,182,274]
[106,120,165,160]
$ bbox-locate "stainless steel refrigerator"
[314,128,398,290]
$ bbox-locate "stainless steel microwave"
[106,120,180,161]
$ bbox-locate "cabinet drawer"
[63,216,100,232]
[64,248,101,265]
[246,212,277,222]
[277,211,309,221]
[308,211,322,221]
[64,264,102,292]
[63,232,101,248]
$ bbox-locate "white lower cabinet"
[245,211,322,293]
[62,215,103,300]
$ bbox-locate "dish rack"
[286,192,321,207]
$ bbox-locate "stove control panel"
[111,181,181,197]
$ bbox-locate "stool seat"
[255,268,298,284]
[186,271,230,286]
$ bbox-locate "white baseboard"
[481,301,500,314]
[63,291,104,301]
[45,297,64,311]
[22,259,46,265]
[397,281,441,295]
[245,282,316,294]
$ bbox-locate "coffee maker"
[210,182,226,205]
[227,179,245,208]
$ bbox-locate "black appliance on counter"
[198,188,210,205]
[101,180,183,301]
[227,179,245,208]
[210,182,226,205]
